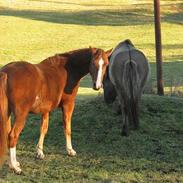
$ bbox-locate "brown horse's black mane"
[40,48,93,68]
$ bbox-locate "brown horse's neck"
[62,48,92,77]
[40,48,92,79]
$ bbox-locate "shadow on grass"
[29,0,121,7]
[149,60,183,88]
[162,2,183,25]
[136,43,183,51]
[163,12,183,25]
[0,2,182,26]
[0,8,154,26]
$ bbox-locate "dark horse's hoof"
[121,130,129,136]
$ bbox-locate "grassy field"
[0,0,183,182]
[0,96,183,182]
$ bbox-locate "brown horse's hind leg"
[62,101,76,156]
[36,113,49,159]
[7,116,11,134]
[9,111,28,174]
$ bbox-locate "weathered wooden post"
[154,0,164,95]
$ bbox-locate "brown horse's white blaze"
[95,58,104,89]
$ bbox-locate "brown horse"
[0,47,112,174]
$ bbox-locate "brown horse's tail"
[0,72,8,167]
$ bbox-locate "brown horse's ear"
[91,47,99,56]
[92,49,102,60]
[105,48,113,57]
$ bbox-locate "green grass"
[1,95,183,182]
[0,0,183,182]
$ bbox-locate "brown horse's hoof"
[36,149,45,160]
[14,167,22,175]
[67,148,76,156]
[9,163,22,174]
[36,153,45,160]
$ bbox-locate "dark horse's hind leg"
[121,105,129,136]
[9,109,28,174]
[113,98,121,115]
[133,100,139,130]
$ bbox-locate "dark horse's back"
[103,40,150,135]
[110,41,149,91]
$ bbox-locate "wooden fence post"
[154,0,164,95]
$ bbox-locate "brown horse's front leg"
[36,112,49,159]
[62,100,76,156]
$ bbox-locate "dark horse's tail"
[0,72,8,167]
[122,40,140,129]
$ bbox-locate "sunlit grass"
[0,0,182,90]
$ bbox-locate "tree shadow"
[163,12,183,25]
[0,8,153,26]
[136,43,183,51]
[0,1,182,26]
[29,0,120,7]
[149,60,183,88]
[162,2,183,25]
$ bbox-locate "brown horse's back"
[0,62,40,113]
[0,61,66,114]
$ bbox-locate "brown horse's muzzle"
[93,82,102,90]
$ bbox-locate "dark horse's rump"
[0,47,112,174]
[103,40,150,136]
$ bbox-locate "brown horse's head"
[89,47,112,90]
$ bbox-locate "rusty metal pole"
[154,0,164,95]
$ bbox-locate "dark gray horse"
[103,39,150,136]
